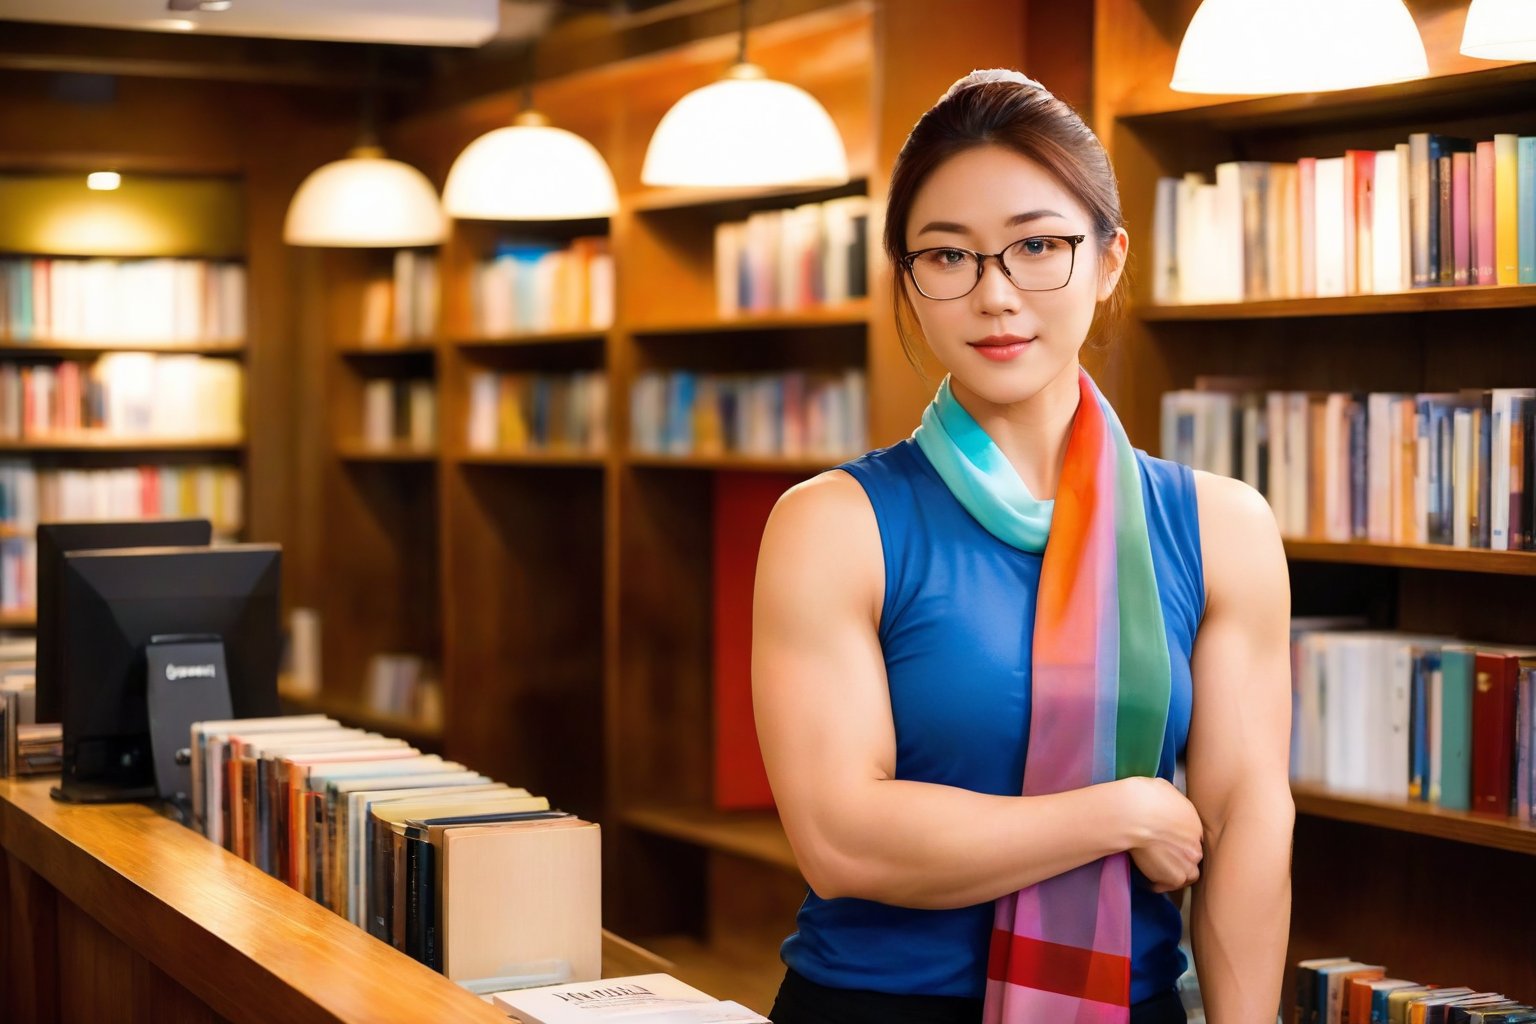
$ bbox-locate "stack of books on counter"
[491,973,769,1024]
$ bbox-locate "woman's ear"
[1097,228,1129,302]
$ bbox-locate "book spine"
[1452,150,1472,288]
[1476,141,1496,285]
[1495,134,1520,284]
[1520,137,1536,284]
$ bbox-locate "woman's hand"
[1119,776,1203,893]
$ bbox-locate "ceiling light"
[443,111,618,220]
[284,146,446,247]
[1461,0,1536,59]
[640,0,848,188]
[1170,0,1428,94]
[87,172,121,191]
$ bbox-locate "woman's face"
[902,144,1126,409]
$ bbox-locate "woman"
[752,70,1294,1024]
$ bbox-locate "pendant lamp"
[284,145,446,247]
[442,39,618,221]
[1461,0,1536,59]
[443,111,618,220]
[1170,0,1428,94]
[640,0,848,188]
[284,57,446,247]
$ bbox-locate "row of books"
[1152,134,1536,304]
[1162,385,1536,549]
[1295,955,1534,1024]
[471,237,615,336]
[0,354,243,441]
[0,644,60,778]
[363,653,442,728]
[465,370,608,455]
[189,714,600,983]
[0,257,246,343]
[361,378,436,451]
[629,369,867,460]
[0,462,244,538]
[714,195,870,317]
[359,250,439,346]
[1290,623,1536,821]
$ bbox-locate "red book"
[712,473,803,810]
[1475,140,1497,285]
[1472,652,1520,817]
[1347,150,1376,293]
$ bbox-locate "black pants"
[768,969,1188,1024]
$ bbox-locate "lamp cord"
[737,0,748,64]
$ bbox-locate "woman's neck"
[949,360,1081,501]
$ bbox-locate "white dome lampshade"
[443,111,619,220]
[1461,0,1536,59]
[641,62,848,189]
[1170,0,1428,94]
[284,146,446,247]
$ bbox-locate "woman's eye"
[1020,237,1054,256]
[918,249,970,270]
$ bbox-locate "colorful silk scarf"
[912,368,1171,1023]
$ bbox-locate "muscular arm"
[752,471,1155,911]
[1187,473,1295,1023]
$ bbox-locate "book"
[492,974,770,1024]
[438,817,601,983]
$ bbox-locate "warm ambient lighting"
[1461,0,1536,59]
[442,110,618,220]
[283,145,446,247]
[86,172,121,191]
[642,62,848,188]
[1170,0,1428,94]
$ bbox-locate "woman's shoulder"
[759,467,885,625]
[1188,469,1286,616]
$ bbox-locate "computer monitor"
[36,519,214,724]
[53,543,281,805]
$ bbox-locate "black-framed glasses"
[900,234,1087,300]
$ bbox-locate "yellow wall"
[0,172,243,258]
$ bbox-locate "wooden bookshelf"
[336,343,437,358]
[620,805,800,874]
[1283,539,1536,575]
[625,452,853,474]
[455,450,607,468]
[1139,284,1536,321]
[0,340,246,356]
[450,329,606,349]
[1097,0,1536,999]
[1291,783,1536,857]
[0,436,245,452]
[629,302,873,336]
[628,177,871,213]
[335,442,438,463]
[0,610,35,629]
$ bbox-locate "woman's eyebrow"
[914,209,1065,237]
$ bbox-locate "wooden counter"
[0,778,669,1023]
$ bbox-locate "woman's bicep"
[751,473,895,887]
[1186,472,1294,833]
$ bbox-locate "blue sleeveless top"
[781,439,1205,1002]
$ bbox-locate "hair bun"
[940,68,1048,102]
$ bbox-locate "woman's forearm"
[797,776,1139,910]
[1190,788,1295,1024]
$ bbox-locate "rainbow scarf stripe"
[913,369,1171,1022]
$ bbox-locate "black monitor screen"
[36,519,213,723]
[57,544,280,802]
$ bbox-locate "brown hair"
[884,72,1126,371]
